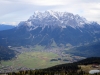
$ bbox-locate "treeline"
[7,70,100,75]
[76,57,100,65]
[2,57,100,75]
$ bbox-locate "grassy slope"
[79,65,93,73]
[32,45,45,51]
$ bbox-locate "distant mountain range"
[0,10,100,48]
[0,24,15,31]
[18,10,95,29]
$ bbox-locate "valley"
[0,10,100,74]
[1,57,100,75]
[0,46,85,73]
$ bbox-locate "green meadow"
[0,51,62,69]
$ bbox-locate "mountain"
[65,42,100,57]
[0,46,18,60]
[0,10,100,47]
[0,24,15,31]
[18,10,92,28]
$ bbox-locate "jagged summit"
[0,11,100,47]
[18,10,95,29]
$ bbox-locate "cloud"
[1,22,18,26]
[0,0,100,25]
[26,0,66,6]
[2,0,66,6]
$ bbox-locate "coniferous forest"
[0,46,18,60]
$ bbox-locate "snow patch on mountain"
[18,10,96,29]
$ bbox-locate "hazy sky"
[0,0,100,26]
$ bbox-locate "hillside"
[65,42,100,57]
[0,46,18,60]
[0,24,15,31]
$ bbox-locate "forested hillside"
[0,46,18,60]
[65,42,100,57]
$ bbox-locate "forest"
[0,46,18,60]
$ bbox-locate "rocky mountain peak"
[18,10,95,29]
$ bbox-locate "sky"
[0,0,100,26]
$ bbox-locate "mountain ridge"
[0,24,15,31]
[0,11,100,47]
[18,10,95,29]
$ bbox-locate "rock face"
[0,10,100,47]
[18,10,92,28]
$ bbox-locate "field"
[0,51,63,70]
[79,65,100,73]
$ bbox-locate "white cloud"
[25,0,66,6]
[1,22,18,26]
[0,0,100,25]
